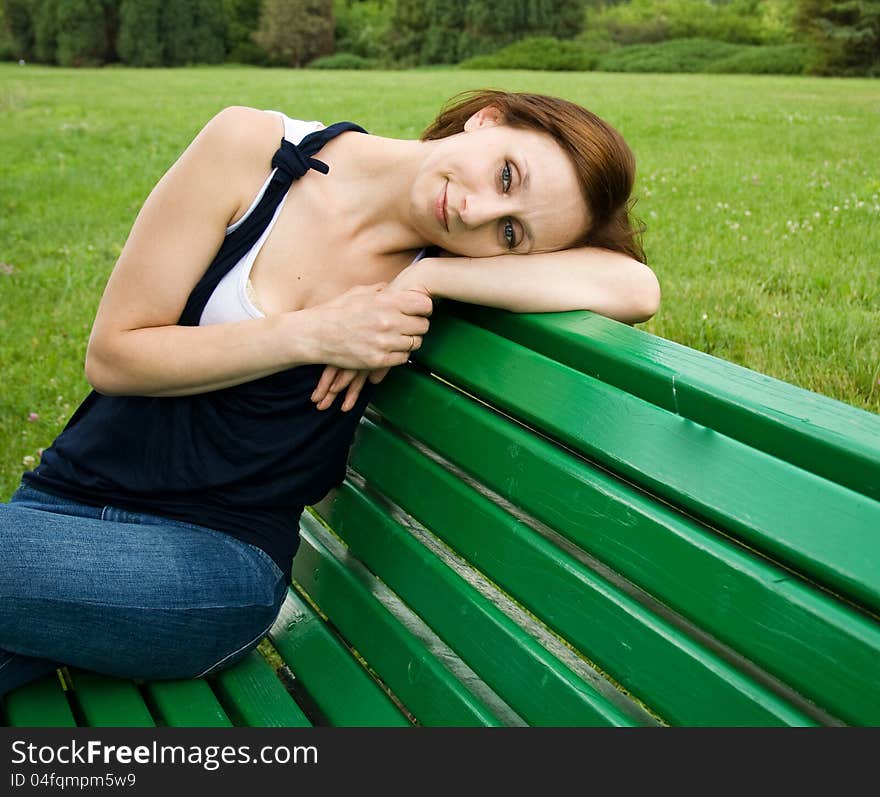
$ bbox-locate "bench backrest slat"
[451,305,880,502]
[411,316,880,616]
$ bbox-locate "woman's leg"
[0,484,288,699]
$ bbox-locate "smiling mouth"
[435,181,449,232]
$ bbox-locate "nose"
[459,192,509,228]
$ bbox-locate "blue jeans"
[0,483,288,698]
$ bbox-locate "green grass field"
[1,64,878,498]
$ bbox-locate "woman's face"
[412,108,590,257]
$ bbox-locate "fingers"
[340,371,369,412]
[317,282,431,374]
[391,318,429,354]
[403,292,433,317]
[368,367,391,385]
[311,365,340,405]
[330,368,359,394]
[316,368,358,411]
[381,287,433,317]
[389,333,419,353]
[410,316,431,336]
[315,369,380,412]
[404,334,422,352]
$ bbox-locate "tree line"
[0,0,588,68]
[1,0,877,75]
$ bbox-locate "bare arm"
[399,246,660,324]
[85,107,431,398]
[310,245,660,411]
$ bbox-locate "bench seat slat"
[142,679,231,727]
[294,518,508,727]
[350,419,818,727]
[409,316,880,615]
[448,305,880,503]
[269,584,410,727]
[66,670,155,727]
[315,483,649,727]
[2,672,76,727]
[370,369,880,726]
[211,650,311,727]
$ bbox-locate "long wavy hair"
[421,90,646,263]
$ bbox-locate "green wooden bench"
[3,302,879,727]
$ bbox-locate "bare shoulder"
[86,107,288,339]
[183,106,287,226]
[194,106,284,174]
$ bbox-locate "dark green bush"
[706,43,809,74]
[333,0,390,62]
[795,0,880,76]
[33,0,58,62]
[116,0,162,67]
[55,0,113,66]
[253,0,333,68]
[388,0,586,66]
[307,51,375,69]
[223,0,264,64]
[2,0,36,61]
[596,37,744,72]
[457,36,598,71]
[0,32,15,60]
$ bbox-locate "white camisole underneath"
[199,112,325,326]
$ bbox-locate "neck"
[318,131,438,256]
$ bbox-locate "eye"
[501,161,512,192]
[503,218,518,249]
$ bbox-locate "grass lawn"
[1,64,878,497]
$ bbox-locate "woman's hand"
[311,266,434,411]
[311,281,431,371]
[309,278,431,411]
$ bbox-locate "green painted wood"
[2,671,76,727]
[404,315,880,615]
[142,679,231,727]
[66,670,155,727]
[314,483,646,727]
[269,585,409,727]
[295,517,506,727]
[370,369,880,725]
[211,650,311,727]
[445,303,880,502]
[348,418,818,727]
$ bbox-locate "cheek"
[445,229,500,258]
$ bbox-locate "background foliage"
[253,0,334,67]
[1,0,878,75]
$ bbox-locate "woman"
[0,90,659,697]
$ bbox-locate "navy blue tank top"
[24,122,372,581]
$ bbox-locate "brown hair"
[421,90,646,263]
